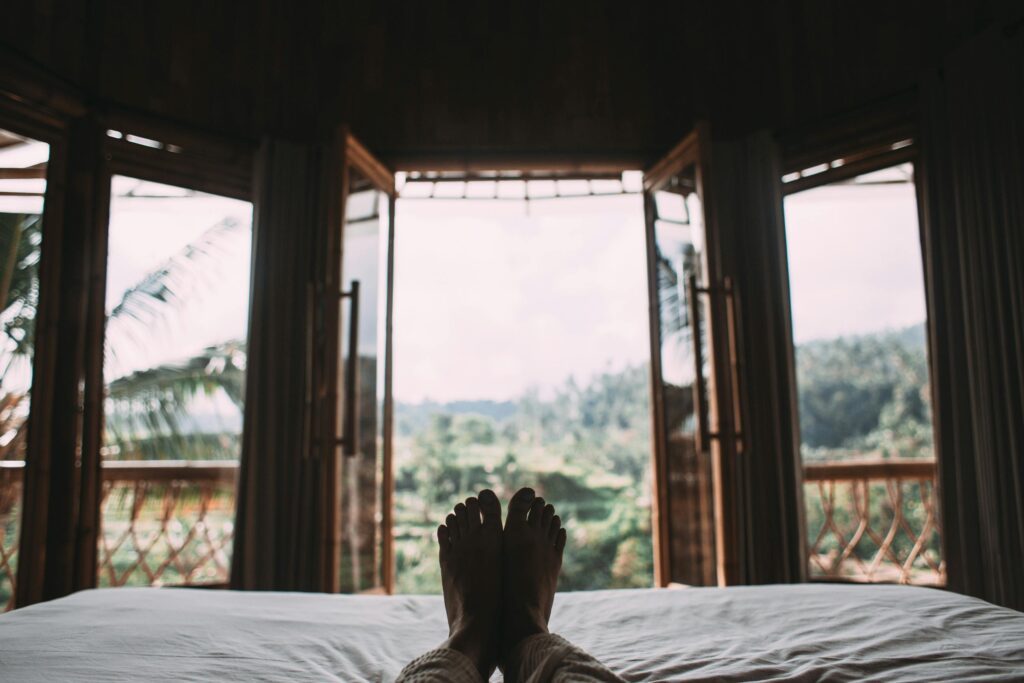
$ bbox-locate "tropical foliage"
[796,324,933,462]
[394,323,937,593]
[393,365,654,594]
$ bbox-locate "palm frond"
[104,340,246,461]
[105,217,245,369]
[0,213,43,365]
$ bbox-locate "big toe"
[505,487,535,529]
[479,489,502,530]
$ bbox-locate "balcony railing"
[1,459,238,611]
[0,461,22,612]
[99,460,237,588]
[1,455,946,611]
[803,458,943,585]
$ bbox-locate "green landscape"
[392,322,937,593]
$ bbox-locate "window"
[784,162,943,584]
[0,128,48,610]
[99,176,253,587]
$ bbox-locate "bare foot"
[500,487,567,666]
[437,489,504,679]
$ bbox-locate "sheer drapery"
[711,132,805,585]
[231,137,342,592]
[918,23,1024,611]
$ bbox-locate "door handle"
[686,274,711,456]
[340,280,360,457]
[722,277,744,453]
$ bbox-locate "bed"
[1,583,1021,681]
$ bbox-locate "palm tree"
[0,212,249,464]
[101,217,248,461]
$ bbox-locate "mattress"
[0,583,1021,681]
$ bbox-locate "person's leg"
[499,488,625,683]
[396,490,504,683]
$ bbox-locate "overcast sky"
[393,194,650,403]
[1,152,927,405]
[393,175,927,403]
[784,176,927,345]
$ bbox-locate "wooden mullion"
[380,193,396,594]
[782,145,917,195]
[641,190,671,587]
[7,99,69,608]
[73,136,111,593]
[317,128,348,593]
[104,138,252,201]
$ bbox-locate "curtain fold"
[918,23,1024,611]
[711,131,805,585]
[231,138,339,592]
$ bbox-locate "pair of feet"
[438,487,567,680]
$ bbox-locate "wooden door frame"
[776,103,935,582]
[85,115,256,590]
[643,122,742,587]
[5,77,259,604]
[329,131,397,593]
[0,82,80,607]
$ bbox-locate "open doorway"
[390,172,654,593]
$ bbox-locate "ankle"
[500,608,548,659]
[445,620,497,680]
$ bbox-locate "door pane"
[338,166,389,592]
[648,165,717,586]
[100,176,252,587]
[784,163,943,584]
[0,129,49,610]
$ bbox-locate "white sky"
[0,135,929,406]
[393,194,650,403]
[103,177,253,379]
[784,174,927,345]
[394,170,928,403]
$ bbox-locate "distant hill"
[799,321,926,351]
[395,398,518,435]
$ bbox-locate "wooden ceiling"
[0,1,1016,166]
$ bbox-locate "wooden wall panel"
[3,2,1015,163]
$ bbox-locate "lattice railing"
[99,460,237,587]
[804,458,943,585]
[0,461,23,611]
[0,460,238,610]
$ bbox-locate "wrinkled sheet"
[0,583,1021,681]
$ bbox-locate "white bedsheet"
[0,583,1021,681]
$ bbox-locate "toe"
[465,497,481,530]
[541,503,555,530]
[446,513,461,541]
[549,515,561,544]
[437,525,450,559]
[478,489,502,529]
[505,487,535,528]
[454,503,469,534]
[555,527,567,552]
[528,497,546,527]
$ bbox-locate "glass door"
[643,126,736,587]
[336,135,395,593]
[98,176,252,588]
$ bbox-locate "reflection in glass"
[100,176,252,587]
[649,165,716,586]
[0,129,48,610]
[338,166,389,592]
